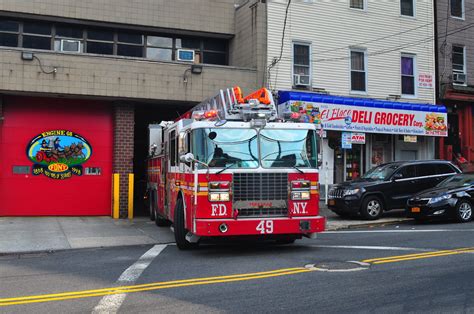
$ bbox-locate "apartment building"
[436,0,474,169]
[266,0,442,188]
[0,0,265,216]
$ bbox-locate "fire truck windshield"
[260,129,317,168]
[192,128,259,169]
[192,128,318,170]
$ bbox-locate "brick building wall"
[113,104,134,217]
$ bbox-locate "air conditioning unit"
[177,49,195,62]
[293,74,310,87]
[453,73,467,84]
[60,39,81,53]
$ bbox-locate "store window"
[401,54,416,96]
[400,0,414,16]
[293,42,311,87]
[350,50,366,92]
[350,0,365,10]
[451,0,464,18]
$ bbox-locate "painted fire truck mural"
[26,130,92,180]
[146,87,325,249]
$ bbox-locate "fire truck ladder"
[192,87,278,122]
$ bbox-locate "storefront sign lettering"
[351,133,366,144]
[284,101,447,137]
[26,130,92,180]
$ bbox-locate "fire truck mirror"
[180,153,195,163]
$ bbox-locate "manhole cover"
[305,261,370,272]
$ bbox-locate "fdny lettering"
[292,202,308,214]
[211,204,227,216]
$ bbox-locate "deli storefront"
[278,91,447,190]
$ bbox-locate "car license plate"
[411,207,420,213]
[328,199,335,206]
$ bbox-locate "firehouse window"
[401,54,415,95]
[400,0,414,16]
[86,29,114,55]
[23,21,52,50]
[0,19,19,47]
[451,0,464,18]
[54,24,84,53]
[192,128,258,169]
[350,50,366,92]
[146,36,173,61]
[170,130,177,167]
[117,32,144,57]
[260,129,318,168]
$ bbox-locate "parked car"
[327,160,461,220]
[406,173,474,223]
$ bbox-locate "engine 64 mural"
[26,130,92,179]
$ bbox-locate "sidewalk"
[0,204,412,254]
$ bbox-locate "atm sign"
[351,133,366,144]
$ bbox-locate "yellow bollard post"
[128,173,134,220]
[113,173,120,219]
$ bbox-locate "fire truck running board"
[186,232,201,243]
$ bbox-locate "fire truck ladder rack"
[191,87,278,122]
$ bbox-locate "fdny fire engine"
[146,87,325,249]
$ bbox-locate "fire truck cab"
[146,87,325,249]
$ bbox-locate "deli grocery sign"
[285,100,447,137]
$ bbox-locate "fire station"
[0,0,263,217]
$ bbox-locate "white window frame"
[400,0,416,17]
[292,41,312,88]
[401,53,417,98]
[349,48,368,94]
[450,0,465,19]
[349,0,366,11]
[452,45,466,85]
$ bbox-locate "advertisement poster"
[342,132,352,149]
[282,100,447,137]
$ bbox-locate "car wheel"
[455,199,472,223]
[360,196,384,220]
[174,198,197,250]
[148,192,156,221]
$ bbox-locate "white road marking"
[323,229,474,234]
[308,245,433,251]
[92,244,167,314]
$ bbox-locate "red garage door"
[0,96,113,216]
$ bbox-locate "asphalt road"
[1,220,474,313]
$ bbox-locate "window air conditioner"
[60,39,81,53]
[453,73,467,84]
[177,49,195,62]
[294,74,310,87]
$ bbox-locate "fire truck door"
[165,129,177,216]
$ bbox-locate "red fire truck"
[146,87,325,249]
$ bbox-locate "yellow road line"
[363,247,474,264]
[0,268,310,307]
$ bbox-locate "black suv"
[327,160,461,220]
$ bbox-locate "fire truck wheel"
[148,192,156,221]
[174,198,197,250]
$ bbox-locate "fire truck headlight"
[209,193,220,202]
[209,192,230,202]
[219,192,230,202]
[291,191,310,200]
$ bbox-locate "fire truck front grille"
[238,208,288,217]
[233,173,288,201]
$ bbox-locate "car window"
[397,165,416,179]
[417,164,435,177]
[435,163,456,175]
